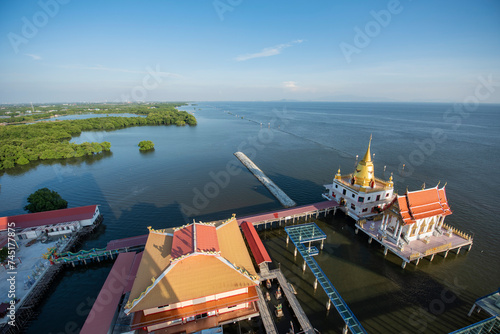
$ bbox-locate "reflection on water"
[0,102,496,333]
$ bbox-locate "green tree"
[24,188,68,213]
[16,156,30,165]
[138,140,155,151]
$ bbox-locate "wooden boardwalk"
[260,268,315,334]
[255,286,278,334]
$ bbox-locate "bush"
[24,188,68,213]
[138,140,155,151]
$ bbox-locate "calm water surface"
[0,102,498,333]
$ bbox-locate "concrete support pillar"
[321,239,324,250]
[468,244,472,251]
[401,261,407,269]
[456,247,461,255]
[314,278,318,290]
[444,250,449,258]
[467,304,476,317]
[294,247,297,257]
[286,235,289,245]
[384,247,388,256]
[368,237,372,244]
[415,258,420,266]
[343,324,349,334]
[430,254,435,262]
[355,228,359,235]
[302,260,306,272]
[326,299,331,310]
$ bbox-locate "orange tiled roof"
[397,186,452,225]
[125,217,258,314]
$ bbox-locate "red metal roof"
[236,200,338,226]
[124,252,144,293]
[171,224,194,258]
[0,205,98,231]
[240,221,272,265]
[397,186,452,225]
[81,252,139,334]
[195,224,220,253]
[106,234,148,251]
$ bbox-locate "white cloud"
[283,81,298,91]
[25,54,41,60]
[235,39,303,61]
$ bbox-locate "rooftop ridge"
[124,259,180,313]
[215,256,259,282]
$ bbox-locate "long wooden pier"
[234,151,296,207]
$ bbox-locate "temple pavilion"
[124,215,260,333]
[381,186,452,245]
[323,137,395,220]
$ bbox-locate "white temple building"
[323,138,395,220]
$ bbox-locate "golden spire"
[335,167,342,180]
[353,136,375,187]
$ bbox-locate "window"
[367,197,371,200]
[376,195,381,201]
[362,208,368,212]
[351,204,356,210]
[228,305,237,309]
[358,197,364,203]
[158,304,169,309]
[342,189,347,195]
[335,184,338,188]
[196,313,208,320]
[352,194,355,198]
[386,193,389,197]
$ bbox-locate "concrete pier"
[234,151,296,207]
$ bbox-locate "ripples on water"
[1,102,498,333]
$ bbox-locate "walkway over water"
[53,234,147,266]
[235,151,296,207]
[449,316,500,334]
[260,267,315,334]
[237,200,339,228]
[285,223,367,334]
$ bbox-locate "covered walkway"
[240,221,272,265]
[80,251,143,334]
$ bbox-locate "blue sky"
[1,0,499,103]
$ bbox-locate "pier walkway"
[285,223,367,334]
[237,200,339,228]
[255,286,279,334]
[260,267,315,334]
[234,151,296,207]
[53,234,147,266]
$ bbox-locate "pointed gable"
[397,186,452,225]
[125,217,258,314]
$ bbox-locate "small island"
[138,140,155,151]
